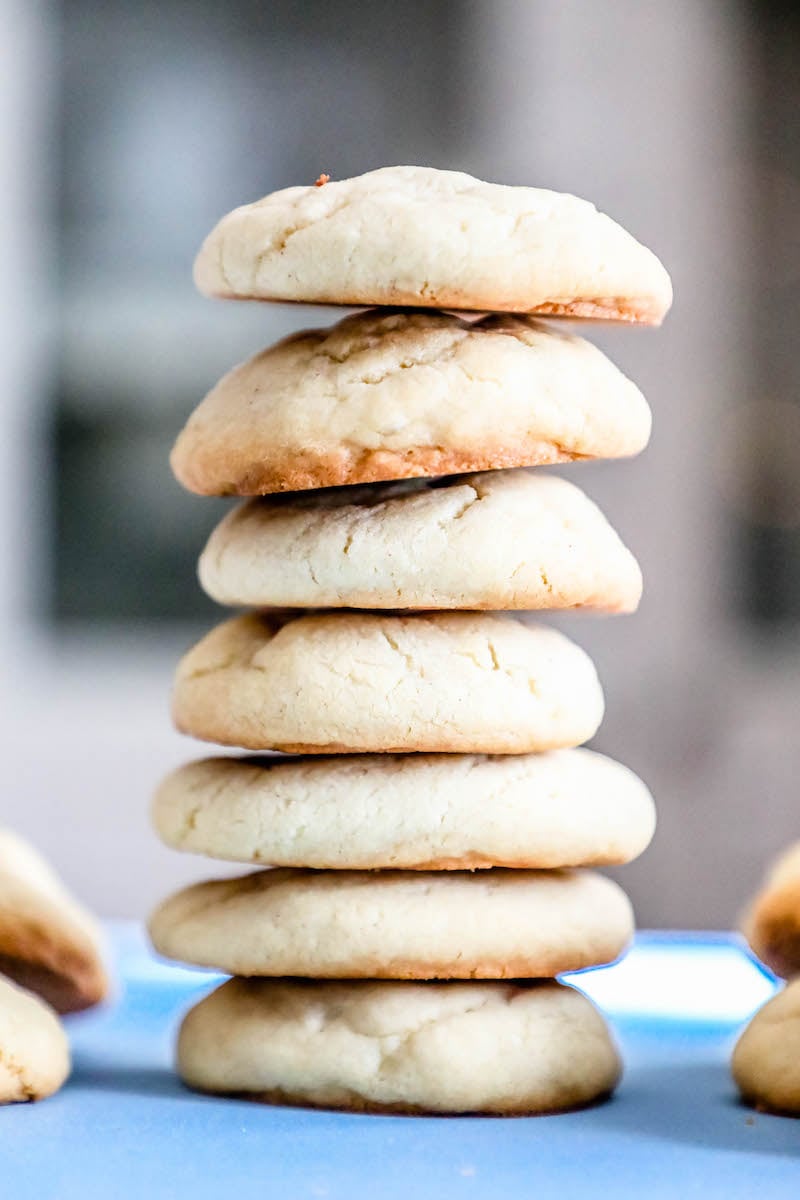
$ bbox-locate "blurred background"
[1,0,798,926]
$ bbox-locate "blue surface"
[1,926,797,1199]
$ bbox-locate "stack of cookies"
[149,167,670,1115]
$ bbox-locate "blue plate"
[1,925,796,1199]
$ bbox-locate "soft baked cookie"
[0,829,109,1014]
[171,611,604,754]
[171,309,651,495]
[0,975,70,1103]
[177,976,621,1115]
[149,866,633,979]
[742,842,800,978]
[152,749,655,871]
[193,165,672,324]
[198,471,642,612]
[732,978,800,1115]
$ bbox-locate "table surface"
[1,925,797,1199]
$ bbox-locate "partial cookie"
[0,975,70,1103]
[199,471,642,612]
[172,611,604,754]
[152,749,655,871]
[194,165,672,324]
[0,830,109,1014]
[149,867,633,979]
[177,976,621,1115]
[732,979,800,1115]
[172,309,651,495]
[742,842,800,978]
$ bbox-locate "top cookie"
[194,166,672,324]
[0,829,109,1014]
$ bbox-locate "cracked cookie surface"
[193,164,671,325]
[177,976,620,1114]
[171,611,604,754]
[171,308,651,495]
[199,470,642,611]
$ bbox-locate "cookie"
[0,975,70,1103]
[198,471,642,612]
[177,976,621,1115]
[193,165,672,324]
[171,309,651,495]
[152,748,655,871]
[148,866,633,979]
[172,611,604,754]
[0,829,109,1014]
[742,842,800,978]
[732,978,800,1115]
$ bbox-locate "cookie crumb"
[314,174,330,188]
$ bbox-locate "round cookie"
[199,471,643,612]
[149,867,633,979]
[742,842,800,979]
[177,976,621,1115]
[171,309,651,496]
[193,165,672,324]
[152,749,655,871]
[0,829,109,1014]
[732,979,800,1115]
[172,611,604,754]
[0,975,70,1103]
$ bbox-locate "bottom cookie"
[0,975,70,1103]
[177,977,620,1115]
[732,978,800,1116]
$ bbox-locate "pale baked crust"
[171,309,651,496]
[193,165,672,324]
[0,830,109,1014]
[171,611,604,754]
[198,471,643,612]
[177,977,621,1115]
[151,749,655,870]
[148,866,633,979]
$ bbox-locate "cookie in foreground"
[152,749,655,871]
[193,165,671,324]
[178,976,620,1115]
[171,611,604,754]
[198,471,643,612]
[732,978,800,1116]
[0,975,70,1103]
[171,309,651,495]
[741,841,800,979]
[0,829,109,1014]
[149,866,633,979]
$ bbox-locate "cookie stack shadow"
[148,166,671,1115]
